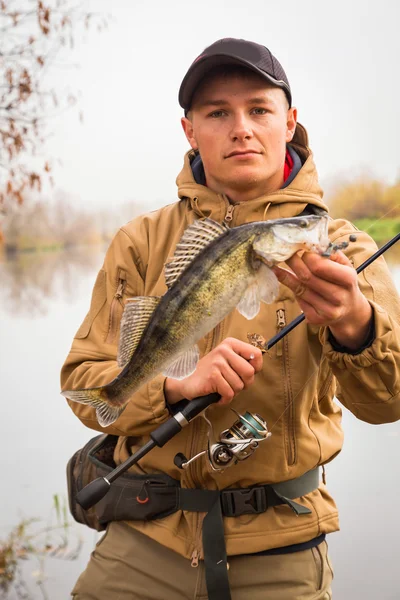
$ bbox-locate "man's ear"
[286,107,297,142]
[181,116,198,150]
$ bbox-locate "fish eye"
[299,219,308,228]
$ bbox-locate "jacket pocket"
[75,270,107,339]
[276,304,296,465]
[105,269,127,344]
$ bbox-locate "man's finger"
[273,266,306,297]
[221,338,263,371]
[298,252,355,286]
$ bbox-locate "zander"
[61,214,330,426]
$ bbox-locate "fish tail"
[61,387,125,427]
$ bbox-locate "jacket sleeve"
[319,220,400,424]
[60,226,170,436]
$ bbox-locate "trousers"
[71,522,334,600]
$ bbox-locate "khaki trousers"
[72,522,334,600]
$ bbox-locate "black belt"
[178,468,319,600]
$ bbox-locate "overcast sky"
[44,0,400,212]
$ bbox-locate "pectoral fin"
[236,282,260,319]
[236,264,279,319]
[162,345,200,379]
[256,262,280,304]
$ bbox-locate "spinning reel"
[174,409,272,472]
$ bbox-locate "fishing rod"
[76,231,400,511]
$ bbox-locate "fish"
[61,214,330,427]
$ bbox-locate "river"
[0,245,399,600]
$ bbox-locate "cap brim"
[179,53,291,110]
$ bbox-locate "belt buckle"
[221,487,267,517]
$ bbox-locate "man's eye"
[209,110,225,118]
[252,108,267,115]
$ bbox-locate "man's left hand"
[272,250,373,351]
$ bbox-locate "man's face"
[181,71,297,200]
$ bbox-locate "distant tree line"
[1,191,99,251]
[0,190,147,252]
[326,175,400,221]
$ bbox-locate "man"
[61,38,400,599]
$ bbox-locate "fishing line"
[362,204,400,235]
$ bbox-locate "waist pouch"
[67,434,180,531]
[67,434,320,600]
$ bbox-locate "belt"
[177,468,320,600]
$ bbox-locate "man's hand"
[164,337,263,406]
[272,250,373,350]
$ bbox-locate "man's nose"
[230,113,253,142]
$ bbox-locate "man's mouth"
[226,150,260,158]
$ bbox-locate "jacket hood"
[176,122,329,222]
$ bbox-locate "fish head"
[253,214,330,265]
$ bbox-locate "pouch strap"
[177,468,319,600]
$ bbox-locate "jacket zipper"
[276,308,296,465]
[276,308,285,358]
[186,416,206,567]
[106,272,126,344]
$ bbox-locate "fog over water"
[0,247,399,599]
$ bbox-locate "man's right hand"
[164,337,263,406]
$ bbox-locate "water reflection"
[0,246,104,316]
[1,235,399,317]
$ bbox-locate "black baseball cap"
[179,38,292,112]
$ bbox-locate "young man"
[61,38,400,599]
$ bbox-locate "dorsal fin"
[117,296,161,368]
[164,218,229,288]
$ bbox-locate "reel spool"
[174,409,271,472]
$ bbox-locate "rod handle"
[180,392,221,421]
[76,476,110,509]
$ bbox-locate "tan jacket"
[61,124,400,562]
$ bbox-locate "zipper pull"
[106,276,126,344]
[190,549,199,568]
[115,279,125,299]
[276,308,286,329]
[224,205,234,223]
